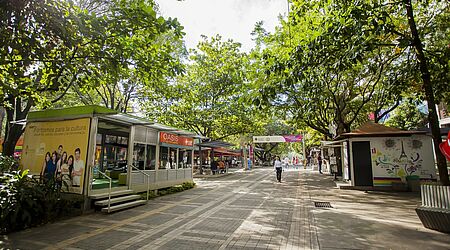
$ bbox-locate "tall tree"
[401,0,449,184]
[142,35,254,140]
[253,0,449,183]
[0,0,184,155]
[68,0,185,113]
[257,0,406,137]
[0,0,90,155]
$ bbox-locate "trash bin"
[406,175,420,192]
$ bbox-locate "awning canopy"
[212,147,242,156]
[195,147,242,157]
[196,140,234,148]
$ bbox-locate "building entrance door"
[352,141,373,186]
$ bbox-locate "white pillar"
[127,125,135,188]
[85,117,98,198]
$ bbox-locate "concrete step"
[94,194,142,206]
[89,190,134,200]
[101,200,147,213]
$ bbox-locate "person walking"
[274,156,283,182]
[318,155,323,174]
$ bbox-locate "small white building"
[330,122,436,187]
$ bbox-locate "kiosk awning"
[196,141,234,148]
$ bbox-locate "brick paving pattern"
[3,168,450,249]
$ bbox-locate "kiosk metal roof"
[338,122,427,138]
[27,105,202,138]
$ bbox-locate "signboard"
[253,135,303,143]
[159,132,194,147]
[21,118,90,194]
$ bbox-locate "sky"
[155,0,288,52]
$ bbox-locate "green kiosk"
[21,105,198,212]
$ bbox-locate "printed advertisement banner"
[21,118,91,194]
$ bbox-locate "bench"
[416,184,450,233]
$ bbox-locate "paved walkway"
[3,168,450,249]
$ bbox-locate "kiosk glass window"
[160,146,168,169]
[147,145,156,170]
[118,136,128,145]
[96,134,102,145]
[169,148,177,169]
[133,143,146,170]
[178,149,192,169]
[105,135,117,144]
[102,134,128,171]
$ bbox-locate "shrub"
[181,181,196,189]
[0,170,80,234]
[0,154,18,174]
[141,181,196,199]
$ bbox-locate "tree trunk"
[0,107,5,139]
[3,122,23,156]
[2,97,33,156]
[403,0,449,185]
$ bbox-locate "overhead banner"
[253,135,303,143]
[21,118,90,194]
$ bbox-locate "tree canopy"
[141,35,258,140]
[0,0,185,154]
[251,0,449,184]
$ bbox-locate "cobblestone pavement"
[3,168,450,250]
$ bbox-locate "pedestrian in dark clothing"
[274,156,282,182]
[211,160,218,175]
[318,155,323,174]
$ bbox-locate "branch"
[375,98,401,123]
[51,74,77,104]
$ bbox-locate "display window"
[147,145,156,170]
[169,148,177,169]
[160,146,169,169]
[133,143,156,170]
[178,149,192,168]
[133,143,146,170]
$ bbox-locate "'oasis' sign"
[160,132,193,147]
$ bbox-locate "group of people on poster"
[40,145,85,191]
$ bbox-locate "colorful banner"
[159,132,194,147]
[253,135,303,143]
[21,118,90,194]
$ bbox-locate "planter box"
[406,176,420,192]
[416,184,450,234]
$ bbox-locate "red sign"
[159,132,194,147]
[439,131,450,161]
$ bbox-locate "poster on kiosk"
[21,118,90,194]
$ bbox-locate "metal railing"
[97,170,112,213]
[131,165,150,200]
